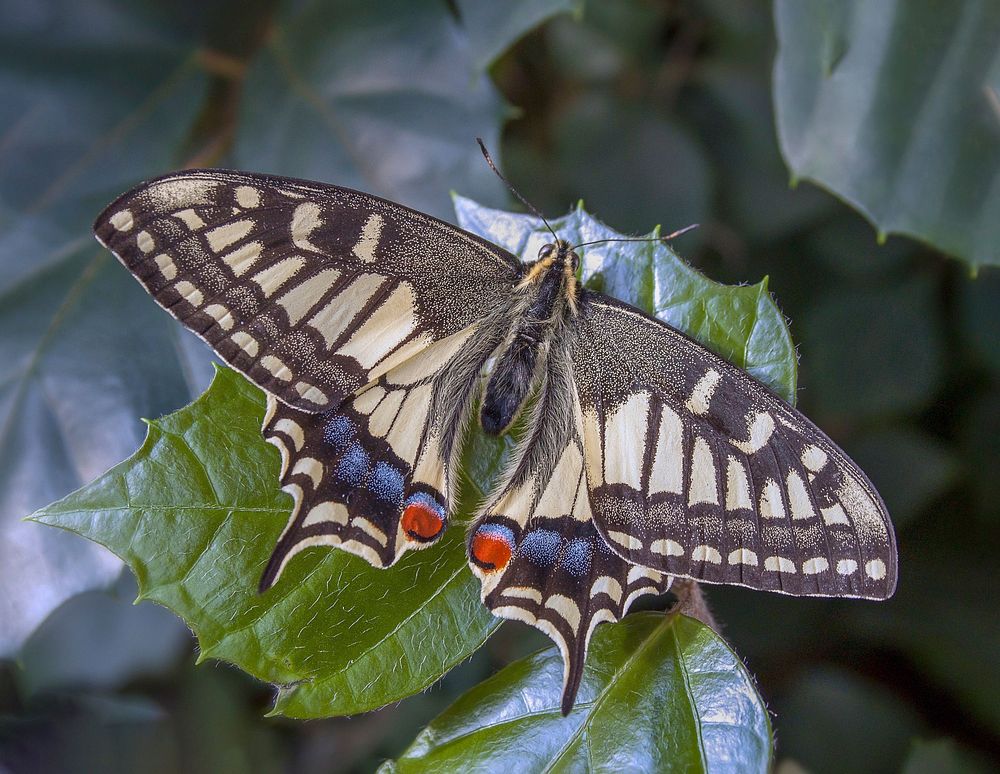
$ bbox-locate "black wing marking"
[572,294,897,600]
[467,344,671,714]
[94,169,522,413]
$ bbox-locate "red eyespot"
[471,528,514,572]
[401,502,444,540]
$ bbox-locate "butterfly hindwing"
[468,345,671,713]
[261,323,491,586]
[94,169,522,413]
[572,295,898,600]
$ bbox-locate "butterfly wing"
[467,345,672,714]
[572,294,898,600]
[261,319,502,584]
[95,169,523,576]
[94,169,522,413]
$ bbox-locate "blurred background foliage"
[1,0,998,772]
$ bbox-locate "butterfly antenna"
[571,223,699,251]
[476,137,560,243]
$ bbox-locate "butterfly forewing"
[571,295,897,600]
[94,170,522,413]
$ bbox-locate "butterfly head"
[537,239,580,272]
[520,240,581,313]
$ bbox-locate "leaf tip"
[264,689,291,718]
[876,230,888,246]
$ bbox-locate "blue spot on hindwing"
[370,461,404,505]
[560,539,592,577]
[476,522,515,545]
[404,491,445,519]
[323,414,356,450]
[336,442,369,486]
[518,529,561,566]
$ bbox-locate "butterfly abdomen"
[481,332,542,435]
[480,258,571,435]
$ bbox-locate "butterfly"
[94,169,897,714]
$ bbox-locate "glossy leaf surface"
[384,613,772,774]
[4,0,554,656]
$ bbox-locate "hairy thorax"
[480,241,581,435]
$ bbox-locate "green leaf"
[454,195,798,402]
[383,613,773,773]
[0,0,215,656]
[774,1,1000,268]
[234,0,512,220]
[30,367,499,719]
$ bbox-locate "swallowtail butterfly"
[94,169,897,714]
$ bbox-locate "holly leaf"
[774,0,1000,268]
[383,613,773,773]
[30,366,500,719]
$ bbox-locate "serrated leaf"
[31,367,499,719]
[383,613,772,774]
[454,195,798,402]
[0,0,215,656]
[774,1,1000,268]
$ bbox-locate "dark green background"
[1,1,997,772]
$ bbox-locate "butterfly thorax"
[479,240,581,436]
